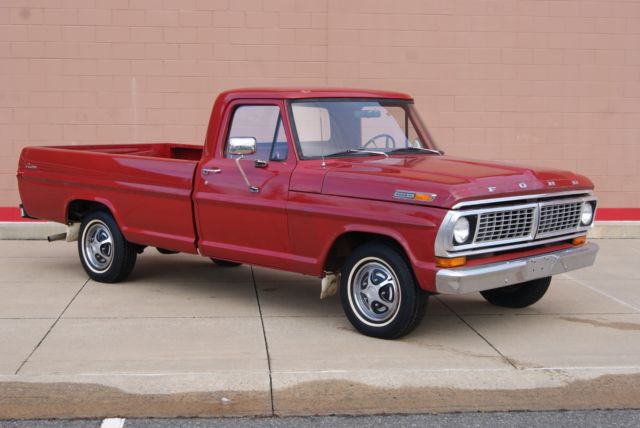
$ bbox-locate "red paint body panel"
[286,190,445,287]
[16,88,597,292]
[18,144,199,253]
[3,207,634,223]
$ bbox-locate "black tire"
[480,277,551,308]
[78,210,137,283]
[340,242,428,339]
[210,258,242,267]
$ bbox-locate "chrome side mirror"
[228,137,259,193]
[228,137,257,156]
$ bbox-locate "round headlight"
[453,217,470,244]
[581,203,594,225]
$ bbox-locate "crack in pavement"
[14,277,90,375]
[436,296,519,369]
[251,266,275,416]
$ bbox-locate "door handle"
[201,168,221,175]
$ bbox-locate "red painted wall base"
[0,207,43,222]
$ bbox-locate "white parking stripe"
[565,273,640,313]
[101,418,126,428]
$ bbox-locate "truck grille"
[537,201,582,236]
[476,208,535,242]
[437,191,597,257]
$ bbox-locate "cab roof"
[217,87,413,101]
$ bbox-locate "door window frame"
[215,99,299,165]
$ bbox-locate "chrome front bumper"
[435,242,599,294]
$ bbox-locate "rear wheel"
[78,211,137,283]
[340,242,428,339]
[480,277,551,308]
[210,258,242,267]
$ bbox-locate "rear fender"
[65,196,125,233]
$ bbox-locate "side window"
[225,105,288,161]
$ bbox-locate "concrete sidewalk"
[0,239,639,419]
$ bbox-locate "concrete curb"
[0,222,65,240]
[588,221,640,239]
[1,221,639,240]
[1,370,639,418]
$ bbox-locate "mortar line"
[251,266,275,416]
[437,297,519,370]
[325,0,329,86]
[14,278,90,375]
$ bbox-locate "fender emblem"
[487,186,497,192]
[518,182,527,189]
[547,180,556,187]
[393,190,436,202]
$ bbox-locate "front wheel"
[480,277,551,308]
[340,243,428,339]
[78,211,137,283]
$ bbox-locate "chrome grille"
[476,207,535,242]
[437,191,597,258]
[537,202,582,235]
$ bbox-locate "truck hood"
[321,155,593,209]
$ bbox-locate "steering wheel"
[363,134,396,150]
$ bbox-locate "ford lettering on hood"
[320,155,593,209]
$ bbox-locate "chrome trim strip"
[452,190,593,209]
[435,242,599,294]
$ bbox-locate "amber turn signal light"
[414,193,435,202]
[572,235,587,246]
[435,256,467,268]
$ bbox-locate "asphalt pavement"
[2,411,640,428]
[0,238,639,418]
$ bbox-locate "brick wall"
[1,0,639,207]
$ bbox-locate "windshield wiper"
[388,147,442,155]
[325,149,389,158]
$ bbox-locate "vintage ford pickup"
[17,88,599,339]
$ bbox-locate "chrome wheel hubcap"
[83,221,113,272]
[351,259,400,324]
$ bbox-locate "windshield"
[289,99,436,159]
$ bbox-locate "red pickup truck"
[17,88,598,339]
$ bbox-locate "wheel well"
[67,200,110,224]
[324,232,409,272]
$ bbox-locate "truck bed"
[17,143,201,253]
[57,143,203,161]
